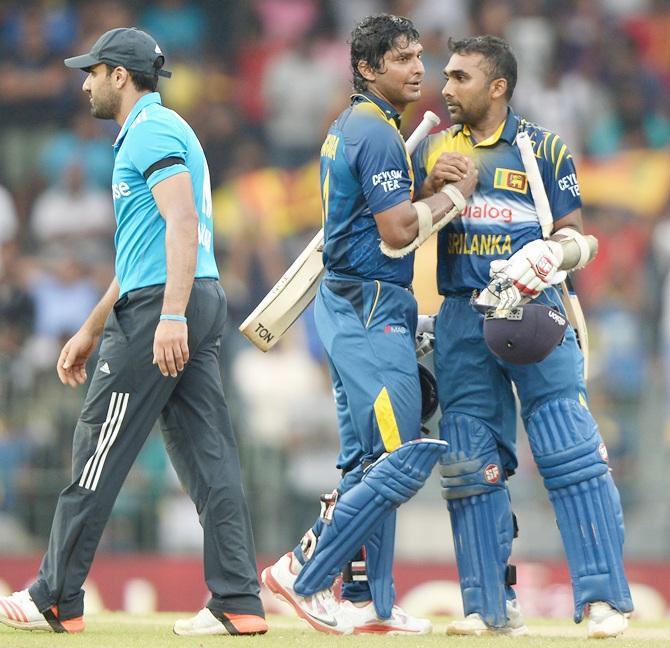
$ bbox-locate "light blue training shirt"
[111,92,218,297]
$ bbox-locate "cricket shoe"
[0,589,84,633]
[339,600,432,635]
[446,598,529,636]
[261,552,353,635]
[173,607,267,636]
[587,601,628,639]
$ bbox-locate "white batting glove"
[484,239,563,310]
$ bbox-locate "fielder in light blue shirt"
[2,28,267,638]
[112,90,218,297]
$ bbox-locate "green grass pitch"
[1,613,669,647]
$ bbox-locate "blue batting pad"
[440,412,515,628]
[294,439,448,599]
[527,399,633,621]
[363,513,396,619]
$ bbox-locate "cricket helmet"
[482,303,568,364]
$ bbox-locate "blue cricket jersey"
[111,92,218,296]
[412,108,582,295]
[320,93,415,287]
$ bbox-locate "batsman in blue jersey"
[262,15,477,635]
[412,36,633,638]
[0,28,266,637]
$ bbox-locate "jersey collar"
[459,106,519,147]
[351,92,402,129]
[114,92,162,148]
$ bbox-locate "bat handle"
[405,110,441,155]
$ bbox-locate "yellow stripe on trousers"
[374,386,402,452]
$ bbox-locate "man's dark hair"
[350,14,419,93]
[105,63,159,93]
[448,35,517,100]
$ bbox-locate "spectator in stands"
[38,109,114,189]
[24,250,100,371]
[262,28,342,167]
[140,0,205,57]
[30,162,114,261]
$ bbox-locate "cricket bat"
[516,130,590,379]
[239,110,441,351]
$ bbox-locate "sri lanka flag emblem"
[494,168,528,194]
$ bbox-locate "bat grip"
[405,111,441,155]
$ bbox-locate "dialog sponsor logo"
[461,203,514,223]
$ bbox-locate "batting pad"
[527,399,633,621]
[294,439,448,599]
[440,412,516,628]
[362,513,396,619]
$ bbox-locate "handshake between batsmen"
[477,228,598,311]
[380,153,478,258]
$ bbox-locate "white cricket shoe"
[0,590,50,631]
[173,607,267,636]
[447,598,529,636]
[339,600,432,635]
[261,552,353,635]
[0,589,85,633]
[0,589,86,633]
[587,601,628,639]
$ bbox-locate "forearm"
[378,187,466,249]
[162,211,198,316]
[81,277,120,337]
[550,228,598,271]
[415,179,436,200]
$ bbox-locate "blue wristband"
[160,314,187,323]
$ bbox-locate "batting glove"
[485,239,563,310]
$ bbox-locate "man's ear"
[490,77,508,100]
[112,66,130,89]
[357,60,376,84]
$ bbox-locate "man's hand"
[425,152,473,195]
[483,239,563,310]
[450,156,478,201]
[57,329,100,388]
[153,320,189,378]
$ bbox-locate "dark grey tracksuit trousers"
[29,279,264,620]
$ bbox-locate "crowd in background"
[1,0,670,559]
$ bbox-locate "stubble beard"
[452,98,489,128]
[90,91,121,121]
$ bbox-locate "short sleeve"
[539,132,583,221]
[349,117,412,214]
[125,117,189,189]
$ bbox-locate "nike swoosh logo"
[305,611,338,627]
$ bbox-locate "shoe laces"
[311,588,339,614]
[389,605,409,623]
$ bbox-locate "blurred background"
[0,0,669,619]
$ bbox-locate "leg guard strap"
[294,439,447,598]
